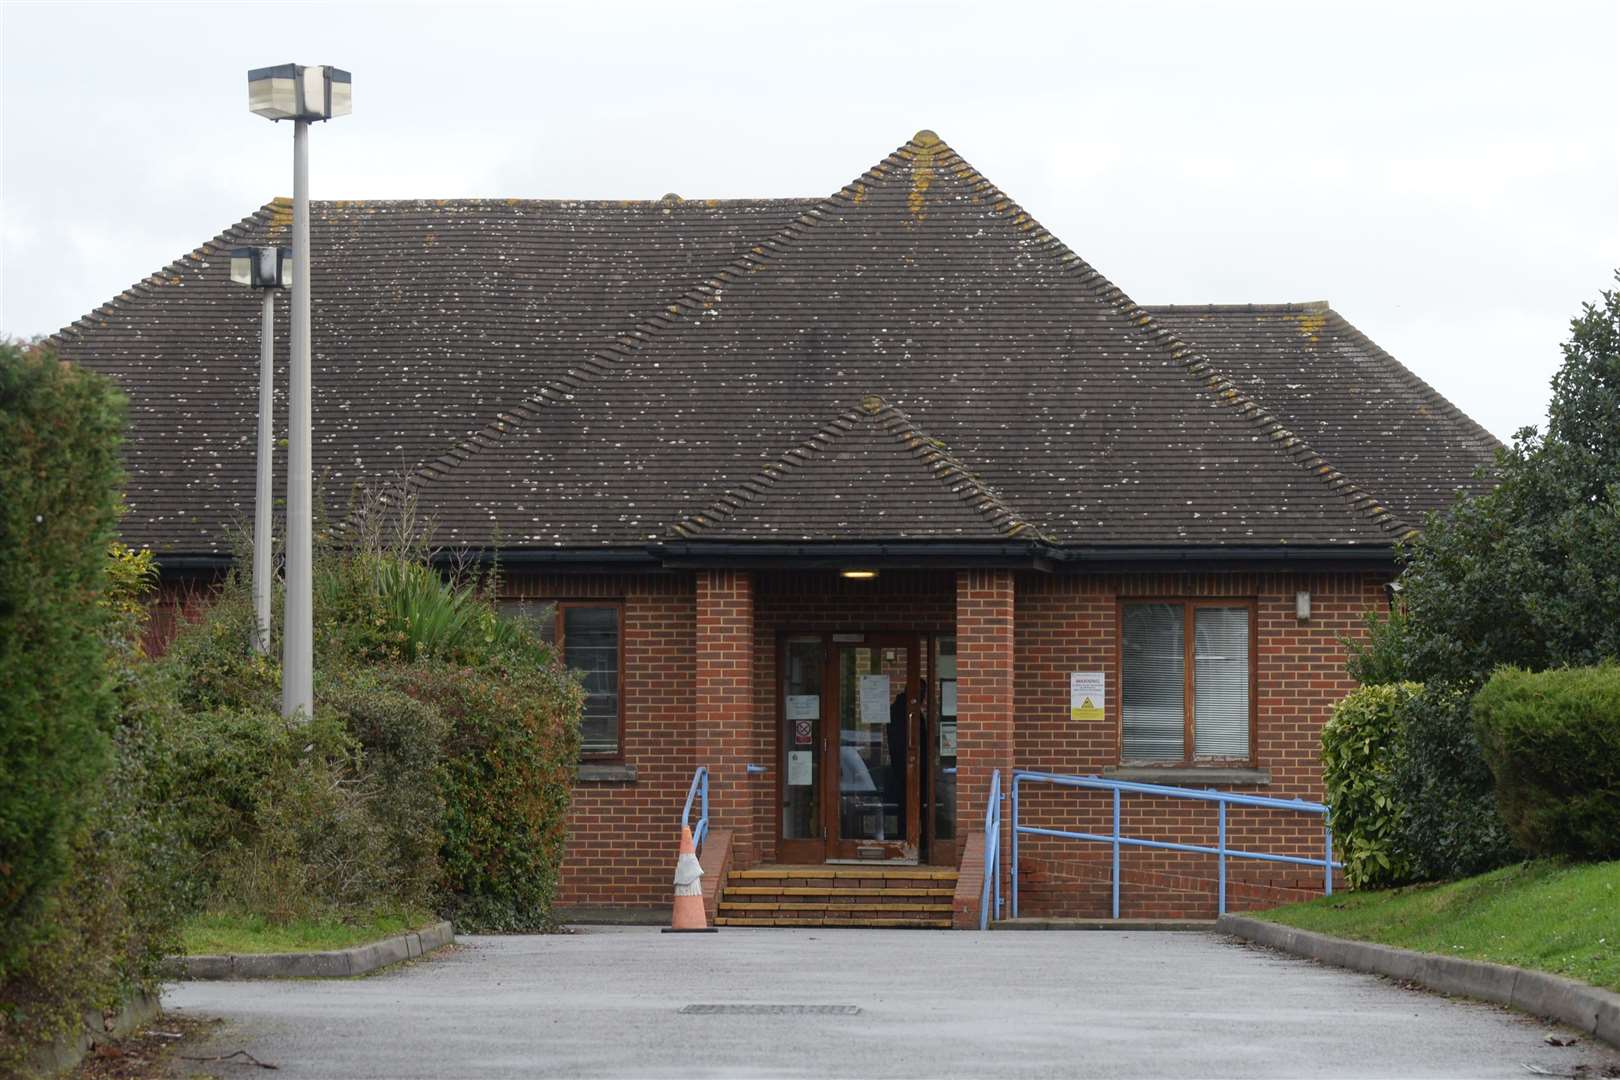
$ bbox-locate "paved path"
[163,928,1620,1078]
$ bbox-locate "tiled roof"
[671,395,1040,541]
[52,131,1494,557]
[411,132,1395,549]
[1146,304,1500,523]
[51,197,815,553]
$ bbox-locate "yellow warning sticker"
[1070,672,1105,722]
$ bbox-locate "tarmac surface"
[163,927,1620,1078]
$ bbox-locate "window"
[1119,600,1253,764]
[501,600,623,758]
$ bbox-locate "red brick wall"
[1009,570,1388,919]
[695,570,755,868]
[955,569,1016,882]
[145,563,1389,919]
[143,572,222,656]
[503,571,698,910]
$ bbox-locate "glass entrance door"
[832,639,919,861]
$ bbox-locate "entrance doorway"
[777,632,957,865]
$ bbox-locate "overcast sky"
[3,0,1616,441]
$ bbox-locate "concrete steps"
[716,866,957,929]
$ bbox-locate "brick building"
[54,131,1498,926]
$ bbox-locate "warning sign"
[1070,671,1105,722]
[794,719,813,746]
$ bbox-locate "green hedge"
[152,538,581,933]
[0,345,125,979]
[1390,682,1519,882]
[1474,665,1620,860]
[1322,683,1420,888]
[389,659,581,932]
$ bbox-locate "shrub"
[317,552,536,668]
[1473,665,1620,860]
[1391,682,1520,881]
[322,669,449,911]
[0,345,126,980]
[388,659,581,931]
[1322,683,1420,888]
[158,567,278,715]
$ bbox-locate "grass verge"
[1255,859,1620,992]
[181,909,436,956]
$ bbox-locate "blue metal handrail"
[682,766,709,852]
[1009,771,1339,919]
[979,769,1002,930]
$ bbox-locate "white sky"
[3,0,1616,442]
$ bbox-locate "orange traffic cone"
[662,825,718,933]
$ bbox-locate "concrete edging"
[1218,914,1620,1049]
[27,987,160,1076]
[176,920,454,980]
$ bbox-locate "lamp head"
[230,246,292,289]
[248,64,351,121]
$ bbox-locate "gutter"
[155,541,1397,576]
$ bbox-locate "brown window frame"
[1114,597,1259,767]
[502,598,626,762]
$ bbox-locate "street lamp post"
[229,245,291,655]
[247,63,350,719]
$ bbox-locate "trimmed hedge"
[1322,683,1420,888]
[1474,665,1620,860]
[0,345,125,980]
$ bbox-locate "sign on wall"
[1070,671,1105,722]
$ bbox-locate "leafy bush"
[1473,665,1620,860]
[388,659,581,931]
[153,506,579,931]
[1322,683,1420,888]
[0,344,125,980]
[322,670,448,911]
[316,531,535,668]
[1390,682,1520,881]
[1344,609,1416,687]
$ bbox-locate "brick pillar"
[695,569,756,868]
[955,569,1015,914]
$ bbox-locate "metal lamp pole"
[248,63,351,719]
[230,245,291,653]
[256,284,275,654]
[284,117,313,717]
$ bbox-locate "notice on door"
[787,751,813,787]
[785,694,820,721]
[859,674,891,726]
[1070,671,1105,722]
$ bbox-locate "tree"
[1395,272,1620,687]
[1343,273,1620,881]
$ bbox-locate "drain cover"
[679,1004,861,1015]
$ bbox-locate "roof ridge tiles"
[1143,301,1331,314]
[1319,305,1504,459]
[920,138,1414,540]
[409,129,1411,543]
[47,201,278,347]
[412,152,895,492]
[669,394,1045,542]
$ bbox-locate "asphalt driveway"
[162,927,1620,1078]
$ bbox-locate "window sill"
[576,762,637,783]
[1103,766,1270,787]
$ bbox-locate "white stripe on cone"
[674,852,704,897]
